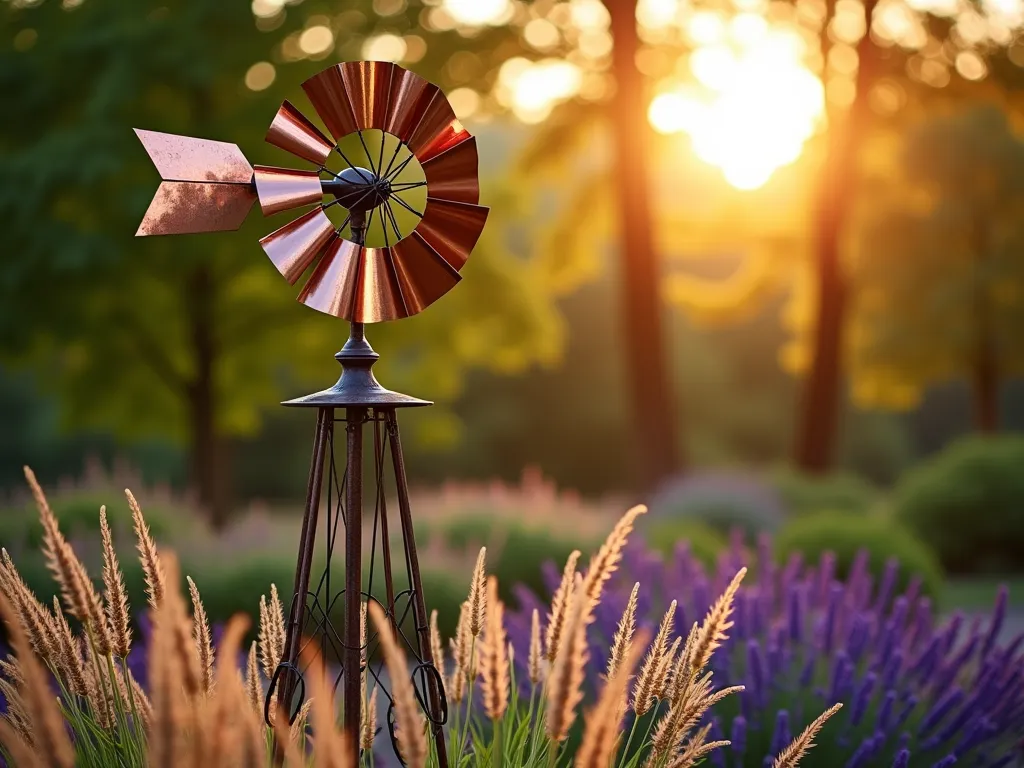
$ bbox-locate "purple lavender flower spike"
[828,650,852,704]
[787,584,803,644]
[844,733,877,768]
[892,749,911,768]
[877,689,897,732]
[747,640,766,708]
[893,695,919,732]
[929,756,957,768]
[982,585,1008,661]
[769,710,791,758]
[874,558,899,615]
[731,715,747,757]
[850,672,877,726]
[918,687,965,737]
[847,612,870,663]
[817,551,836,606]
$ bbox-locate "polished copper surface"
[254,166,324,216]
[352,246,409,322]
[298,238,361,318]
[406,90,472,164]
[136,181,256,236]
[421,138,480,204]
[266,100,334,167]
[134,129,252,183]
[259,207,337,284]
[415,198,489,270]
[384,68,437,142]
[340,61,395,131]
[302,65,360,142]
[390,231,461,315]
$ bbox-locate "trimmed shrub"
[640,517,726,567]
[893,435,1024,574]
[431,514,596,611]
[775,512,943,601]
[769,466,878,517]
[647,470,786,536]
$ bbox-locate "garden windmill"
[135,60,489,767]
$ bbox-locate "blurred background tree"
[0,0,560,526]
[850,105,1024,430]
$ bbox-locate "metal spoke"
[385,153,417,183]
[389,181,427,191]
[356,129,377,176]
[383,199,403,242]
[388,192,423,219]
[334,145,374,184]
[380,138,405,180]
[377,131,387,181]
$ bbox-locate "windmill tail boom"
[134,128,257,236]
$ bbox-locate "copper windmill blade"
[266,100,334,167]
[302,65,360,142]
[389,231,462,315]
[134,129,256,235]
[406,89,472,164]
[414,198,489,271]
[420,138,480,204]
[259,207,337,284]
[384,68,438,143]
[254,166,324,216]
[137,182,256,236]
[339,61,395,131]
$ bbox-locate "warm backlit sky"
[248,0,1024,190]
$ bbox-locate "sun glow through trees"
[649,28,825,190]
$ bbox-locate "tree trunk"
[605,0,682,490]
[971,221,999,433]
[186,265,232,529]
[794,0,879,473]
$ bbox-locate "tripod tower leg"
[342,406,366,752]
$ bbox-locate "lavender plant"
[508,535,1024,767]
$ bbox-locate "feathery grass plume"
[128,668,153,728]
[269,584,286,666]
[479,576,509,721]
[545,549,581,663]
[647,677,744,766]
[633,599,677,716]
[0,554,59,663]
[291,697,314,744]
[655,637,682,699]
[25,466,112,655]
[545,574,588,744]
[0,593,75,768]
[81,634,117,728]
[668,723,731,768]
[49,595,86,696]
[202,616,252,768]
[99,506,133,658]
[576,630,649,768]
[580,504,646,609]
[148,553,188,768]
[0,719,42,768]
[467,546,488,637]
[771,703,843,768]
[429,609,446,694]
[370,601,427,768]
[246,641,262,715]
[126,487,166,610]
[449,601,472,704]
[690,567,746,677]
[361,685,378,751]
[0,658,31,743]
[670,622,699,702]
[187,576,215,694]
[528,608,543,685]
[606,581,639,681]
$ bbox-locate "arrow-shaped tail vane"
[134,129,256,236]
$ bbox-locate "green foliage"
[428,514,596,611]
[0,492,178,553]
[893,435,1024,574]
[769,466,879,517]
[776,512,944,600]
[850,106,1024,414]
[639,518,726,567]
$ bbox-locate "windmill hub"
[323,166,391,213]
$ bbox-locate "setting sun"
[650,29,824,189]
